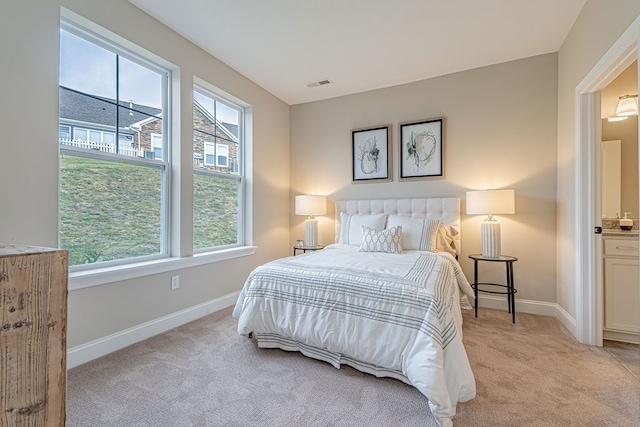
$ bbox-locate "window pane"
[59,30,116,99]
[193,173,239,249]
[59,125,70,140]
[217,145,229,167]
[193,90,240,175]
[74,128,87,140]
[103,132,115,144]
[59,155,162,266]
[89,130,102,143]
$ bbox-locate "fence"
[59,138,143,158]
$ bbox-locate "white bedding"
[233,244,476,426]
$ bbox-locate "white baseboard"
[477,295,557,317]
[555,303,578,337]
[68,292,580,369]
[67,291,240,369]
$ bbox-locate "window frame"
[59,20,171,272]
[192,83,245,253]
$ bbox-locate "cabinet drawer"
[604,239,639,256]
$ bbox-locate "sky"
[59,29,239,125]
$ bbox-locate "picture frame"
[399,118,444,180]
[351,125,391,183]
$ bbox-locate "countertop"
[602,229,639,237]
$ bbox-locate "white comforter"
[233,244,476,426]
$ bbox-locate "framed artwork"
[351,125,391,183]
[400,118,444,180]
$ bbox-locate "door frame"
[575,17,639,345]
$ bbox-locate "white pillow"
[359,225,403,254]
[386,215,441,252]
[339,212,388,246]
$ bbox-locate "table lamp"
[466,189,515,258]
[295,195,327,247]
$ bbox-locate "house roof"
[59,86,162,129]
[193,99,238,141]
[60,86,239,139]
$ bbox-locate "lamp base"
[481,221,501,258]
[304,217,318,247]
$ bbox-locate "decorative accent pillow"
[386,215,441,252]
[435,225,458,256]
[359,225,403,254]
[339,212,388,246]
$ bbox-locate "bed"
[233,198,476,426]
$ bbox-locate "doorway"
[576,19,639,346]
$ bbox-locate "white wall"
[557,0,640,322]
[291,54,558,305]
[0,0,291,349]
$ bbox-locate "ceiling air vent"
[306,79,332,88]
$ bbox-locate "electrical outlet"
[171,275,179,290]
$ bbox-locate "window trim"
[69,246,257,291]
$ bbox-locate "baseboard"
[555,303,578,338]
[67,291,240,369]
[603,329,640,344]
[477,295,557,317]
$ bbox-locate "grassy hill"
[60,155,237,266]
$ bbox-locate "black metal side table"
[468,254,518,323]
[293,246,324,256]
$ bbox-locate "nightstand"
[468,254,518,323]
[293,245,323,256]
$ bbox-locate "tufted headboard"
[334,198,461,254]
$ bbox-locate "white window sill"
[69,246,257,291]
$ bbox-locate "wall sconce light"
[295,195,327,247]
[466,189,515,258]
[608,94,638,121]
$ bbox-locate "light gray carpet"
[67,308,640,426]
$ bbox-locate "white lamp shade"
[295,195,327,216]
[466,189,515,215]
[616,97,638,117]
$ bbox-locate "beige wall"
[0,0,291,348]
[557,0,640,320]
[291,54,558,304]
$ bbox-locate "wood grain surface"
[0,244,68,427]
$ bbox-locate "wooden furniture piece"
[469,254,518,323]
[603,236,640,344]
[0,244,68,427]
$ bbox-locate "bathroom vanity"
[603,231,640,344]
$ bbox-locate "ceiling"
[128,0,586,105]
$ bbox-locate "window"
[59,22,169,269]
[203,142,229,167]
[216,144,229,167]
[59,125,70,140]
[193,85,244,251]
[151,133,163,160]
[204,142,216,166]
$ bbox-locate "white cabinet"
[603,236,640,343]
